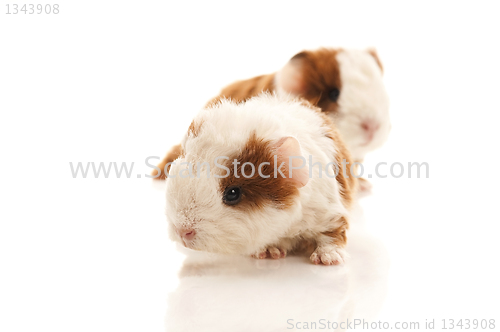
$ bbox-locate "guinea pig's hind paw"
[310,246,347,265]
[251,247,287,260]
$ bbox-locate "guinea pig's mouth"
[360,139,375,147]
[181,237,199,250]
[177,228,197,249]
[181,239,194,249]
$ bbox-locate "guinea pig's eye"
[223,186,242,205]
[328,88,340,102]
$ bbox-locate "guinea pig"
[165,94,357,265]
[153,48,390,180]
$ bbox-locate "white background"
[1,1,500,331]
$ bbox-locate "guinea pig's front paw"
[151,166,167,180]
[310,245,347,265]
[251,247,287,260]
[358,177,373,193]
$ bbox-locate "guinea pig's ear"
[273,136,309,188]
[275,52,307,96]
[367,48,384,73]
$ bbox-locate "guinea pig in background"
[153,48,390,180]
[165,94,357,265]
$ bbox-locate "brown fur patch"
[288,48,343,114]
[367,48,384,73]
[206,74,276,107]
[315,113,354,248]
[317,112,357,208]
[188,119,203,138]
[218,132,299,211]
[152,144,184,180]
[322,216,349,247]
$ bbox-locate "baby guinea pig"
[165,94,357,265]
[153,48,390,180]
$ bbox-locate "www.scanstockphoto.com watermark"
[69,156,430,179]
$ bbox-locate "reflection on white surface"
[166,204,389,332]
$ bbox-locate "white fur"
[335,49,390,161]
[165,94,348,256]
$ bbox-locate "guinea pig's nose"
[361,120,380,142]
[179,228,196,241]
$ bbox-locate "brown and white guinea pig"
[165,94,357,265]
[153,48,389,180]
